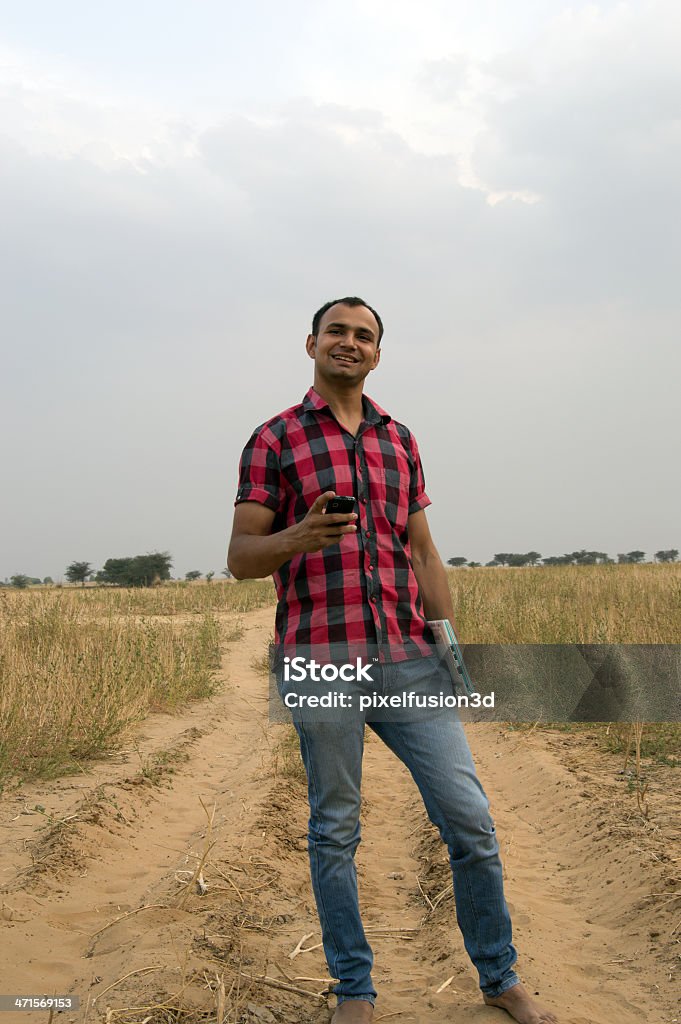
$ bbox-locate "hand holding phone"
[287,492,358,554]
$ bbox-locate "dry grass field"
[444,562,681,643]
[1,566,678,790]
[0,566,678,1023]
[0,579,276,789]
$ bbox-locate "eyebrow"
[325,321,376,339]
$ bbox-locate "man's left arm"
[408,509,458,624]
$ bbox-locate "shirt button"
[365,531,371,538]
[360,496,367,503]
[368,564,374,571]
[370,594,377,602]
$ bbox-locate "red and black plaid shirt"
[234,386,435,664]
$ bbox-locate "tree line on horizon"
[1,552,234,589]
[447,548,679,568]
[3,546,678,589]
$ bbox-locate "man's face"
[306,303,381,385]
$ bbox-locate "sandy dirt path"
[0,606,678,1024]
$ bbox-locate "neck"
[312,377,365,422]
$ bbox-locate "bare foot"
[331,998,374,1023]
[483,981,558,1023]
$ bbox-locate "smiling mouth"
[332,354,358,364]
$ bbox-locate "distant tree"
[540,551,612,566]
[570,550,606,565]
[618,551,645,564]
[205,570,215,583]
[65,561,93,586]
[28,577,42,585]
[221,567,233,579]
[131,553,172,586]
[97,558,131,586]
[43,576,54,585]
[10,574,30,588]
[495,551,544,566]
[655,549,679,563]
[185,570,202,581]
[447,557,468,567]
[98,552,172,587]
[468,561,481,568]
[507,553,531,567]
[486,560,501,567]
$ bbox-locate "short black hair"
[311,296,384,347]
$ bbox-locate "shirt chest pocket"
[364,441,412,532]
[381,468,410,532]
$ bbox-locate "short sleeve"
[407,431,432,515]
[234,426,285,513]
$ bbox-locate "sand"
[0,606,679,1023]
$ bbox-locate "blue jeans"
[276,653,520,1007]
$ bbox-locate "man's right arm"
[227,502,296,579]
[227,493,358,580]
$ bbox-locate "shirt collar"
[301,386,391,426]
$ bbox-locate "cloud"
[0,4,679,577]
[417,53,472,102]
[466,4,681,309]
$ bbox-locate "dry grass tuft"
[0,588,236,789]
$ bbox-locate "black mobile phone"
[325,495,355,514]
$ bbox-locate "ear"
[368,347,381,371]
[305,334,317,359]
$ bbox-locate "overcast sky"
[2,0,679,580]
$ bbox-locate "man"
[227,297,557,1024]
